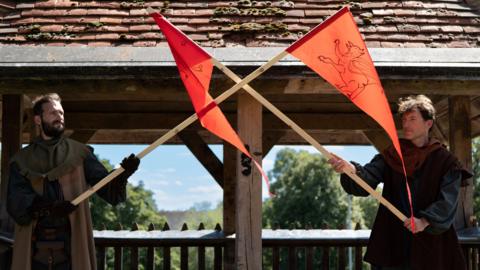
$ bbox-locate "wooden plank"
[338,247,346,270]
[178,130,224,187]
[198,246,205,270]
[163,247,171,270]
[214,245,222,270]
[322,247,330,270]
[130,246,139,270]
[236,93,262,270]
[272,247,280,270]
[306,247,314,270]
[97,246,106,270]
[181,245,188,270]
[0,94,23,233]
[114,246,123,270]
[355,246,362,270]
[223,143,236,270]
[62,112,386,130]
[449,96,473,229]
[288,247,296,270]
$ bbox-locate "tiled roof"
[0,0,479,47]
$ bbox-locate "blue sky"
[92,144,378,211]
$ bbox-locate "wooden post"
[236,93,262,270]
[223,143,236,270]
[0,95,23,233]
[449,96,473,229]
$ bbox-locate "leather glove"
[120,153,140,176]
[30,197,77,218]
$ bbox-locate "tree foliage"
[473,138,480,221]
[263,148,349,229]
[262,148,379,230]
[90,158,167,230]
[184,201,222,229]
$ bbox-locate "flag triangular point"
[286,6,349,53]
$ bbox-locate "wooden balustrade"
[1,224,479,269]
[90,223,480,270]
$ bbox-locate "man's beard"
[41,119,64,138]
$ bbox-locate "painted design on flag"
[317,39,378,99]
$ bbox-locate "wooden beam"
[63,112,386,130]
[1,78,478,99]
[263,131,285,157]
[1,95,23,233]
[449,96,473,229]
[362,130,391,153]
[69,130,97,144]
[236,93,262,270]
[35,129,373,145]
[178,130,224,188]
[431,122,448,145]
[223,143,236,270]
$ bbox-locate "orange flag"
[286,7,413,221]
[150,12,272,194]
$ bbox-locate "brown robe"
[364,143,469,270]
[10,164,97,270]
[8,137,97,270]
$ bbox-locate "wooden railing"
[1,224,479,269]
[91,223,480,270]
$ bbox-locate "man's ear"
[426,119,433,129]
[34,115,41,126]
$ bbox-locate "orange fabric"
[286,7,403,165]
[151,13,272,194]
[287,7,413,224]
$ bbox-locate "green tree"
[184,201,222,229]
[352,195,379,229]
[263,148,348,229]
[182,202,223,270]
[89,157,168,270]
[473,138,480,221]
[90,158,167,230]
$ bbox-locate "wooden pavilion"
[0,0,479,269]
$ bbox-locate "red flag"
[150,12,272,195]
[286,7,412,223]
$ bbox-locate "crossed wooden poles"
[72,11,407,222]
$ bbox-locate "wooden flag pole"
[71,49,289,206]
[211,58,407,222]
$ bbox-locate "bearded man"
[7,93,140,270]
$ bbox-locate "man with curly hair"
[329,95,471,270]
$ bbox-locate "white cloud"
[174,180,183,186]
[187,185,220,193]
[161,168,176,173]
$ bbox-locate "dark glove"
[30,197,77,218]
[120,153,140,176]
